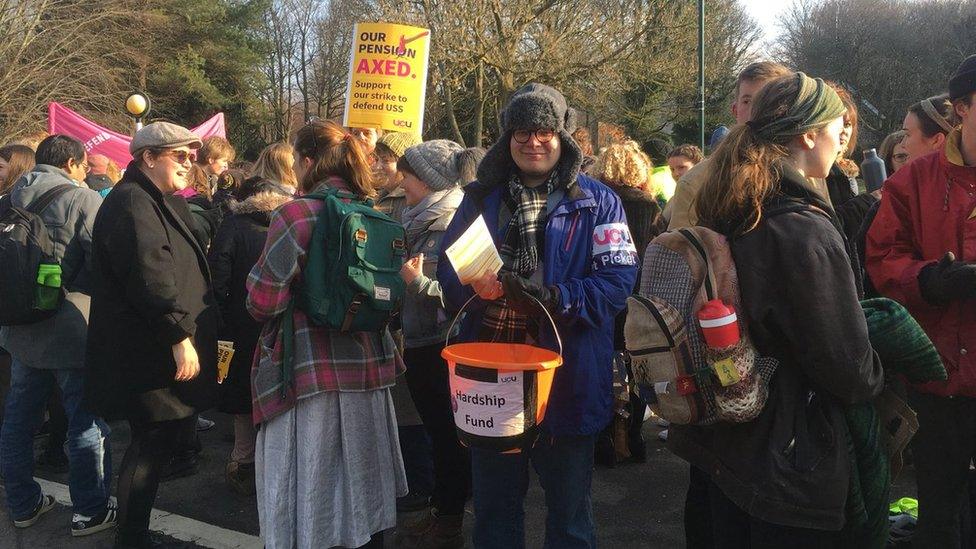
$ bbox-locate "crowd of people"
[1,52,976,549]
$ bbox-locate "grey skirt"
[255,388,407,549]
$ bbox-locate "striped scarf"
[479,172,556,343]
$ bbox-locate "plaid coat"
[246,179,403,425]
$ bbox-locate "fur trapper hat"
[476,83,583,189]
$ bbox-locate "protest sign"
[343,22,431,134]
[47,102,226,168]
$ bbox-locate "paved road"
[0,414,916,548]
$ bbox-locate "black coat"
[207,191,290,414]
[669,165,884,530]
[84,164,219,422]
[827,163,879,249]
[184,193,221,250]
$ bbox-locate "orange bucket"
[442,295,563,452]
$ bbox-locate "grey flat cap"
[130,122,203,156]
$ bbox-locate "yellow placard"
[217,340,235,384]
[343,22,431,135]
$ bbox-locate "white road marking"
[35,477,263,549]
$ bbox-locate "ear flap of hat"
[564,107,578,135]
[555,129,583,187]
[475,131,517,189]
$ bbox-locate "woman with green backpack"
[245,119,406,549]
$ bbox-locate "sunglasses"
[163,150,196,165]
[513,129,556,144]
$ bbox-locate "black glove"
[500,273,560,315]
[918,252,976,305]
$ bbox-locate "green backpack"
[298,187,407,332]
[280,187,406,398]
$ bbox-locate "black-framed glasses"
[513,129,556,144]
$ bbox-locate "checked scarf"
[479,171,557,343]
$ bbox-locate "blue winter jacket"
[437,173,638,436]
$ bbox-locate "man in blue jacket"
[437,83,637,548]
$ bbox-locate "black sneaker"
[13,494,56,528]
[72,498,118,537]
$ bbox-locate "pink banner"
[47,102,226,167]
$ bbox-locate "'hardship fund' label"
[450,364,525,438]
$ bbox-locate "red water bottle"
[697,299,739,349]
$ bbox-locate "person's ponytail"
[695,124,789,234]
[294,120,376,197]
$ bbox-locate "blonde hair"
[198,136,236,164]
[0,144,36,194]
[105,159,121,184]
[185,164,212,200]
[251,142,298,189]
[592,140,653,193]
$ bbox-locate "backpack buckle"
[355,229,368,243]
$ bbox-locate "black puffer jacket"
[207,190,291,414]
[84,162,219,422]
[668,165,884,531]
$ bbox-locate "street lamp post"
[125,92,151,135]
[698,0,706,152]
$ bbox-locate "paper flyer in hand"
[445,215,502,284]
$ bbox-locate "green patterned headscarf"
[749,72,846,140]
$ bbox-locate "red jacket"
[866,129,976,397]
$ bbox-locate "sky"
[739,0,792,44]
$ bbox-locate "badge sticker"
[591,223,638,270]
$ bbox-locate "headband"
[920,98,956,134]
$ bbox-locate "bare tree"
[0,0,149,142]
[776,0,976,145]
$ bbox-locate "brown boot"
[401,509,464,549]
[225,461,256,496]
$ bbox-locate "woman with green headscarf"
[661,73,885,545]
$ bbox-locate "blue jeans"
[0,361,111,519]
[471,434,597,549]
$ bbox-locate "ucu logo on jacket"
[437,173,637,435]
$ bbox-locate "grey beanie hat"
[403,139,464,191]
[476,83,583,189]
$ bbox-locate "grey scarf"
[401,186,464,247]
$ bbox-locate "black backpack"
[0,185,75,325]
